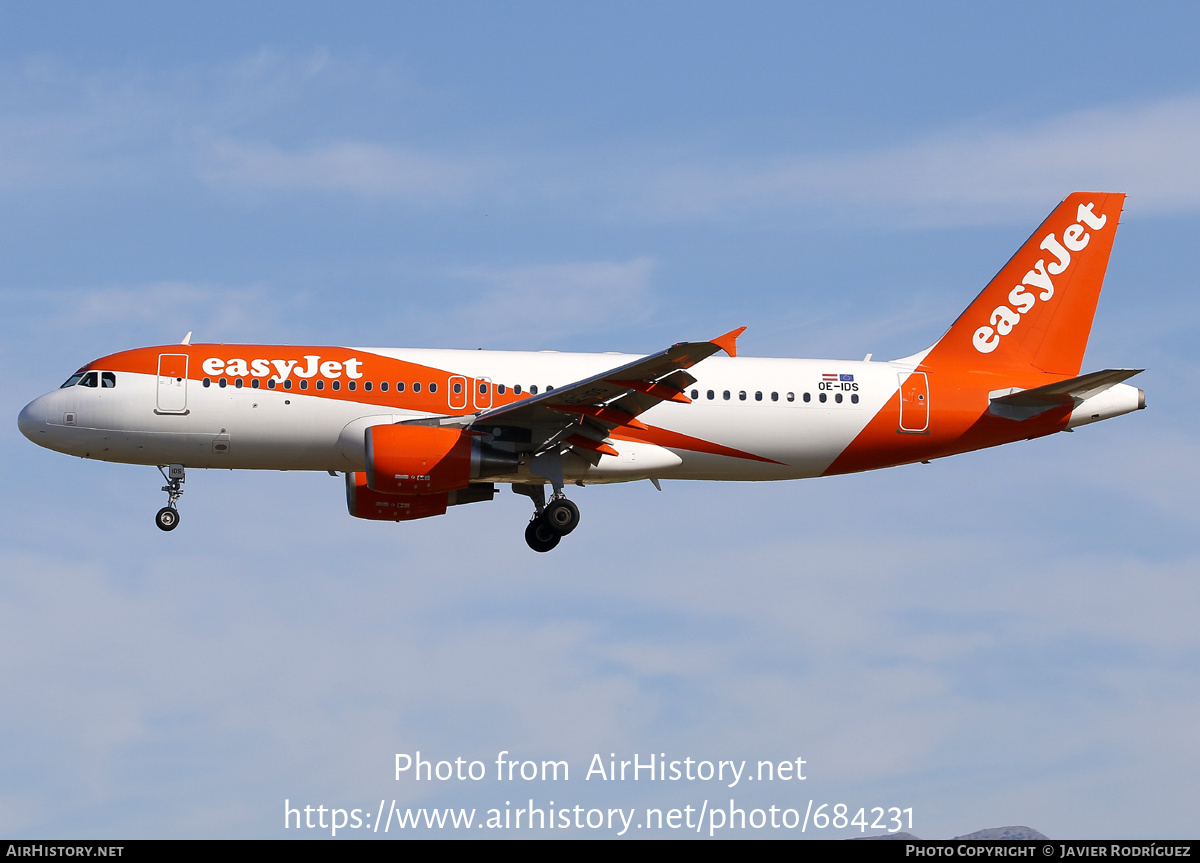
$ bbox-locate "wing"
[404,327,746,462]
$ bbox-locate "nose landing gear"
[514,483,582,552]
[155,464,185,532]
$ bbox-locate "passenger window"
[235,378,244,389]
[514,385,522,395]
[739,391,747,401]
[429,383,438,393]
[453,382,463,394]
[299,380,308,390]
[348,381,357,391]
[79,372,99,388]
[497,384,506,395]
[268,379,277,389]
[380,382,388,392]
[252,379,260,389]
[412,382,420,393]
[283,380,292,390]
[819,392,827,403]
[755,391,762,401]
[851,393,859,404]
[707,390,715,400]
[802,392,809,403]
[332,380,340,391]
[771,392,778,401]
[60,373,85,388]
[691,389,698,399]
[101,372,116,388]
[530,385,538,395]
[479,383,488,394]
[788,392,795,402]
[835,392,843,403]
[316,380,324,391]
[203,378,212,388]
[219,378,228,388]
[396,382,404,392]
[364,381,373,392]
[723,390,730,400]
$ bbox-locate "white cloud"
[436,257,658,346]
[197,137,495,202]
[0,282,300,342]
[5,53,1200,227]
[628,96,1200,226]
[190,94,1200,225]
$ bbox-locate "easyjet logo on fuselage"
[972,202,1108,354]
[201,355,365,382]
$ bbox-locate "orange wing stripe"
[613,426,782,464]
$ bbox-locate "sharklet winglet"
[711,326,746,358]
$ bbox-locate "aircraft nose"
[17,397,45,443]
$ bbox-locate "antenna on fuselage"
[180,332,192,345]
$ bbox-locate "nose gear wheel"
[156,464,185,532]
[155,506,180,531]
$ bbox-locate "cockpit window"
[101,372,116,388]
[60,373,85,388]
[78,372,99,388]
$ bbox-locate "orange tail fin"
[923,192,1125,376]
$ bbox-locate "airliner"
[18,193,1144,551]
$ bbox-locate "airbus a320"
[18,193,1145,551]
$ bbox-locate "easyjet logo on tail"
[972,202,1108,354]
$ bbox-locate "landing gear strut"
[514,483,582,552]
[156,464,185,532]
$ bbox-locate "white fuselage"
[18,348,906,483]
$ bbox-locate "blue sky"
[2,2,1199,838]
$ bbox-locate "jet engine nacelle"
[364,423,519,495]
[345,471,498,521]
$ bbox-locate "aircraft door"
[474,377,493,411]
[448,376,468,411]
[898,372,929,432]
[157,354,189,413]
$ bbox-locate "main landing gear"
[155,464,185,532]
[515,484,581,552]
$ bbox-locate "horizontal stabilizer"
[989,368,1143,420]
